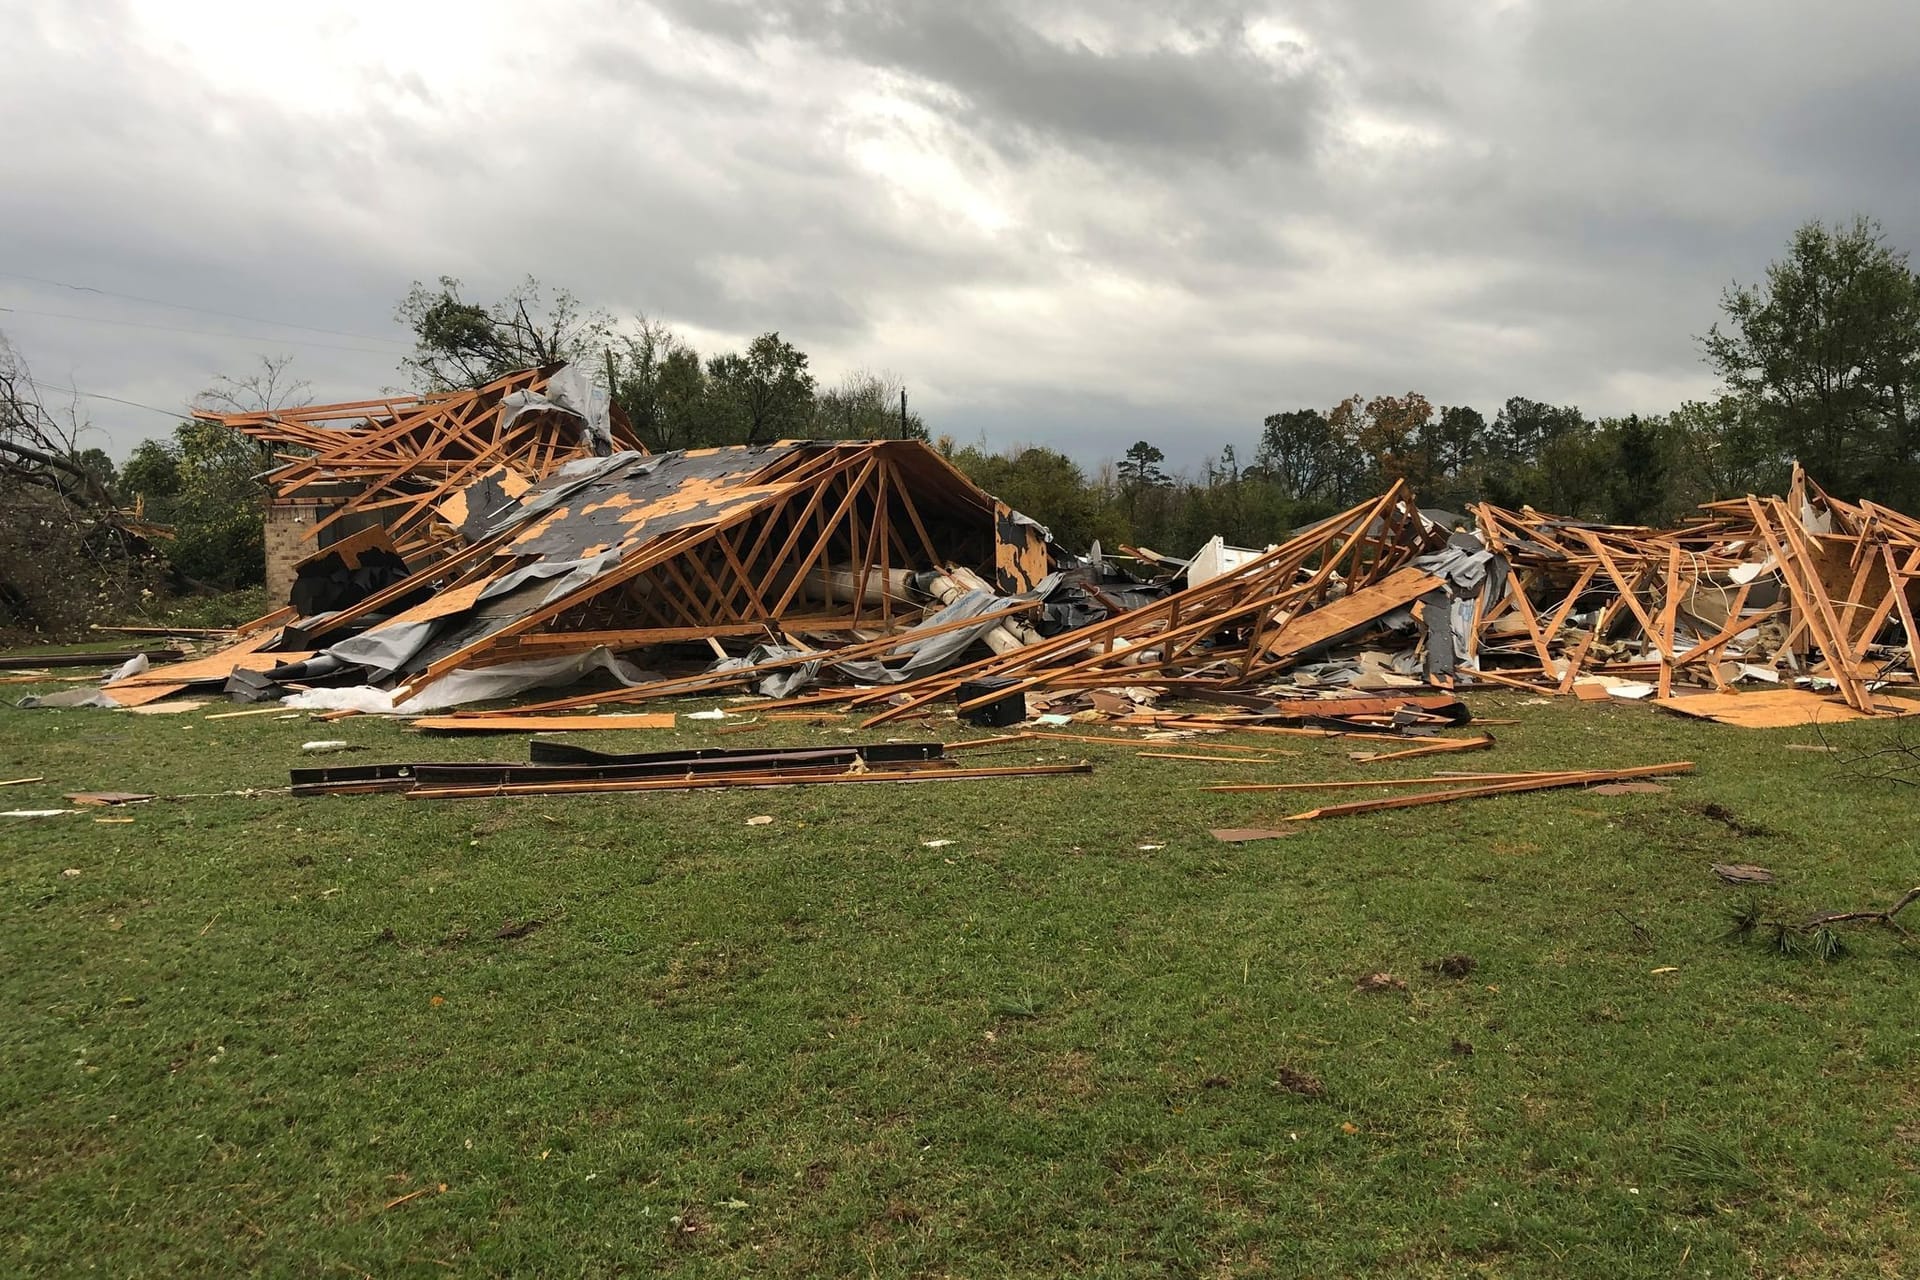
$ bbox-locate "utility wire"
[31,382,186,420]
[0,304,404,356]
[0,268,411,347]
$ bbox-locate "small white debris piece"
[921,838,955,848]
[5,809,78,819]
[62,867,82,877]
[686,708,730,721]
[1137,843,1165,851]
[745,815,774,826]
[300,740,353,754]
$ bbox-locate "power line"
[31,382,185,420]
[0,268,412,347]
[0,304,404,356]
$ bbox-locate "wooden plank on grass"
[1280,762,1695,821]
[410,713,677,733]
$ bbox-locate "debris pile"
[29,362,1906,734]
[1467,465,1920,723]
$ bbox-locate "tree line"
[943,216,1920,556]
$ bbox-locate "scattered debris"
[1272,1067,1326,1098]
[1354,971,1408,993]
[1692,802,1771,837]
[64,791,155,806]
[1712,863,1777,885]
[745,815,774,826]
[1426,953,1478,978]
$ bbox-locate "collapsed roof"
[195,365,645,565]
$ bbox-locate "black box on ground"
[957,678,1024,728]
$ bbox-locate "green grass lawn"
[1,680,1916,1277]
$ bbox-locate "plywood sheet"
[1653,688,1920,728]
[1259,567,1443,664]
[993,500,1049,595]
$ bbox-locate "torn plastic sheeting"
[107,652,149,683]
[497,365,615,455]
[325,619,440,680]
[281,646,664,715]
[17,687,125,709]
[713,582,1063,698]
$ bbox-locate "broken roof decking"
[197,366,646,564]
[285,438,1006,698]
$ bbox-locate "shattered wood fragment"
[1276,762,1695,820]
[1348,734,1494,764]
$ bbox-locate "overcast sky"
[3,1,1917,472]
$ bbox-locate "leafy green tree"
[1604,414,1669,525]
[1420,405,1487,507]
[1253,408,1366,508]
[605,319,709,451]
[68,446,117,491]
[813,371,926,440]
[1480,397,1589,507]
[397,276,613,390]
[1116,440,1171,490]
[705,332,816,445]
[1665,395,1784,505]
[1331,392,1433,487]
[119,439,180,505]
[949,444,1123,551]
[1701,216,1920,503]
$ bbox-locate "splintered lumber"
[92,625,235,637]
[1204,770,1585,793]
[1350,734,1494,764]
[1137,751,1299,763]
[945,732,1038,751]
[406,762,1093,799]
[1273,762,1695,820]
[410,713,677,733]
[1118,716,1411,743]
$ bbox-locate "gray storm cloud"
[2,0,1915,471]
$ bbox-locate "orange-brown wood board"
[1652,688,1920,728]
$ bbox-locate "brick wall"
[264,502,330,603]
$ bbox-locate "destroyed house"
[262,436,1057,706]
